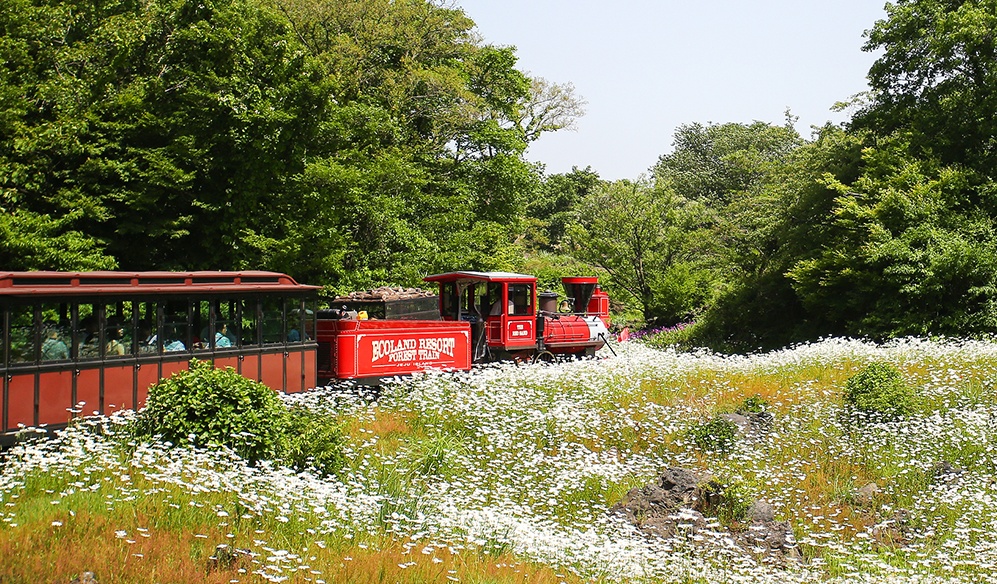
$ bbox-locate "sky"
[456,0,889,181]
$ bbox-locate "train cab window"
[508,284,533,316]
[262,297,284,344]
[440,283,459,319]
[9,304,36,364]
[484,283,503,316]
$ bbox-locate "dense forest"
[3,0,997,350]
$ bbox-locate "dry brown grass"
[0,509,588,584]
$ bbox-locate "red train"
[318,271,611,384]
[0,270,610,442]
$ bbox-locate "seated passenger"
[164,339,185,351]
[41,330,69,361]
[106,326,126,356]
[214,323,233,348]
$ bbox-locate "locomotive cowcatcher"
[316,271,611,384]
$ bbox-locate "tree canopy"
[0,0,582,293]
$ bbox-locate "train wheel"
[532,350,556,364]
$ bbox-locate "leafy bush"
[633,321,697,349]
[135,359,290,463]
[702,477,753,525]
[135,360,347,474]
[738,395,768,413]
[844,362,917,419]
[688,417,737,453]
[283,406,346,477]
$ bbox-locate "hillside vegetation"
[5,0,997,348]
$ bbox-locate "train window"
[508,284,533,316]
[76,303,101,359]
[484,283,503,316]
[40,302,71,362]
[303,300,316,340]
[136,301,160,354]
[209,299,238,348]
[163,301,190,352]
[440,283,459,319]
[194,300,211,351]
[10,304,36,364]
[287,300,312,343]
[240,298,259,347]
[261,297,284,344]
[104,301,135,358]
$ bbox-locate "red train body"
[1,270,611,442]
[316,271,612,383]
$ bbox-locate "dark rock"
[721,411,774,438]
[930,461,965,480]
[747,499,775,523]
[611,467,799,566]
[855,482,880,505]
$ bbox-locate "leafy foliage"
[0,0,581,288]
[688,417,737,453]
[568,177,709,322]
[135,360,346,475]
[283,405,346,477]
[135,360,290,463]
[843,362,917,420]
[855,0,997,172]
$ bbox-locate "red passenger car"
[0,271,318,442]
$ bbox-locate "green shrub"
[844,362,917,419]
[688,417,737,453]
[702,477,753,525]
[135,359,290,463]
[738,395,768,413]
[283,406,346,477]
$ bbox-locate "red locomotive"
[316,271,611,384]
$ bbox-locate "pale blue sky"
[457,0,889,180]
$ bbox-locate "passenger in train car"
[78,316,101,357]
[105,325,126,356]
[40,328,69,361]
[214,323,233,348]
[164,339,186,351]
[138,323,158,354]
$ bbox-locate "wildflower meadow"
[4,337,997,583]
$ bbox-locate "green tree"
[690,125,865,349]
[788,134,997,338]
[524,166,601,252]
[568,178,706,322]
[0,0,326,271]
[854,0,997,172]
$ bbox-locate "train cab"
[425,271,612,361]
[425,271,538,361]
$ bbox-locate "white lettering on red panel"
[371,337,457,364]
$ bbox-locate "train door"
[483,283,504,348]
[503,283,536,350]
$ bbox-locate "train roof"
[423,271,537,284]
[0,271,320,297]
